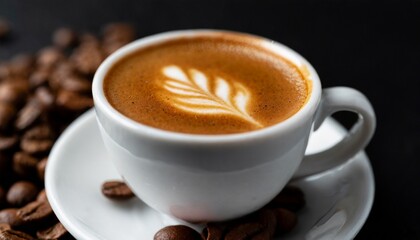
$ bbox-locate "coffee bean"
[9,54,34,78]
[101,181,134,200]
[6,181,38,207]
[59,75,91,94]
[23,123,55,141]
[51,61,76,78]
[6,77,30,89]
[0,81,28,105]
[0,134,18,152]
[36,222,68,239]
[154,225,202,240]
[17,201,53,225]
[15,98,43,131]
[201,222,229,240]
[268,186,305,212]
[0,63,12,80]
[0,19,10,40]
[53,28,78,49]
[48,61,76,91]
[0,102,16,130]
[0,223,11,231]
[273,208,297,234]
[20,125,54,155]
[255,209,277,238]
[250,231,271,240]
[224,222,264,240]
[55,90,93,112]
[29,68,50,89]
[13,152,38,177]
[37,47,65,69]
[70,41,104,75]
[36,189,47,203]
[0,229,34,240]
[34,87,54,110]
[0,209,23,227]
[37,158,48,181]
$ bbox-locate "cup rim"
[92,29,322,144]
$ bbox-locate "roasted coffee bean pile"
[0,20,136,239]
[102,181,305,240]
[157,186,304,240]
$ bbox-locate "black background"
[1,0,419,239]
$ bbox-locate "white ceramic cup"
[92,30,376,222]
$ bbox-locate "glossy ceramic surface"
[46,109,374,240]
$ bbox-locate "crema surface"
[104,34,309,134]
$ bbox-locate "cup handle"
[293,87,376,179]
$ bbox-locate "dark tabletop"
[1,0,419,239]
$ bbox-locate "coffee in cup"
[103,34,309,134]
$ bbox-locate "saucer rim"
[46,109,374,240]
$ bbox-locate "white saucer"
[46,109,374,240]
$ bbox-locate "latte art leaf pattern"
[161,65,263,128]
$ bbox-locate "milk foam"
[104,35,308,134]
[161,65,262,127]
